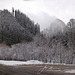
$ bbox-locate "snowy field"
[0,60,75,74]
[65,70,75,73]
[0,60,44,65]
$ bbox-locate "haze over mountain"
[42,18,66,37]
[26,11,56,31]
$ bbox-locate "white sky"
[0,0,75,30]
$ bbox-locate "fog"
[0,0,75,30]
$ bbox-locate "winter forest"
[0,8,75,64]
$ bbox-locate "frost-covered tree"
[0,9,33,46]
[15,10,38,35]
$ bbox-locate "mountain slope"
[26,11,56,31]
[43,18,66,37]
[0,9,34,45]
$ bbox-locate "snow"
[0,60,75,74]
[65,70,75,73]
[0,60,74,66]
[0,60,44,66]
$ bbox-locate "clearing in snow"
[0,60,75,75]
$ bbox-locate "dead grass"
[0,64,75,75]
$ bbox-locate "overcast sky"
[0,0,75,30]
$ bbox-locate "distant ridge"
[42,18,66,37]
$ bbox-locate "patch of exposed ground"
[0,64,75,75]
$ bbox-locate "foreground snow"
[65,70,75,73]
[0,60,74,66]
[0,60,44,66]
[0,60,75,73]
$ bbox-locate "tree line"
[0,8,40,46]
[47,18,75,64]
[0,8,75,64]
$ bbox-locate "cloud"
[23,0,33,1]
[0,0,75,28]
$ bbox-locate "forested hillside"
[0,9,40,46]
[43,18,75,64]
[0,8,75,64]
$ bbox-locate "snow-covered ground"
[0,60,74,66]
[0,60,44,66]
[65,70,75,73]
[0,60,75,73]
